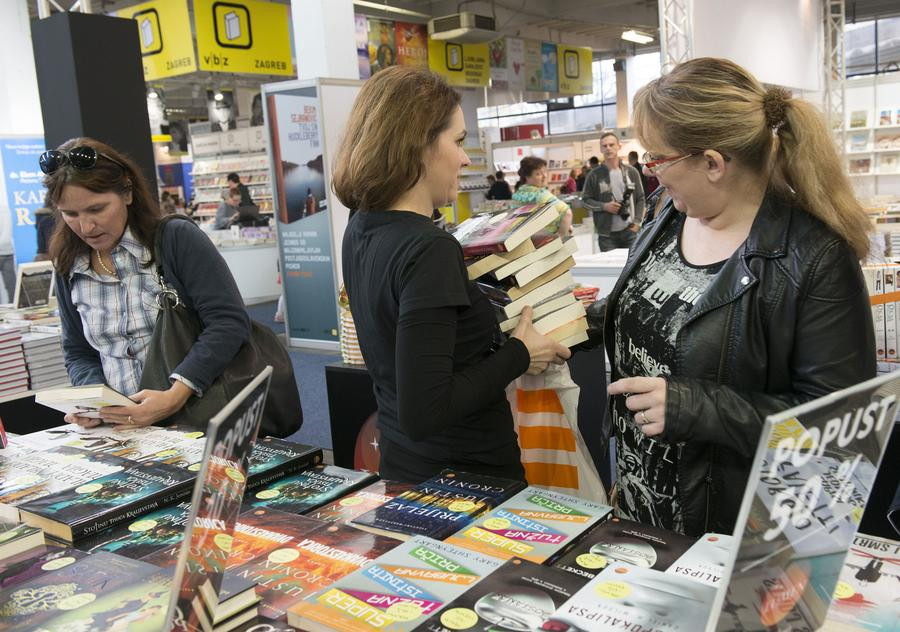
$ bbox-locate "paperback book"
[552,517,696,580]
[287,535,502,632]
[0,546,86,591]
[544,562,717,632]
[444,486,612,564]
[34,383,136,418]
[453,203,559,257]
[306,479,416,525]
[246,436,322,490]
[414,557,587,632]
[226,508,326,570]
[350,470,527,542]
[248,464,378,514]
[664,532,735,588]
[0,519,43,562]
[17,459,194,543]
[79,501,193,559]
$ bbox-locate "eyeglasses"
[39,146,126,175]
[641,151,699,175]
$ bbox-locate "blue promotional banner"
[0,137,46,265]
[541,41,559,93]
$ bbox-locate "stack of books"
[22,332,69,391]
[0,325,29,398]
[454,203,588,347]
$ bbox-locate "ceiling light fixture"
[214,90,224,101]
[353,1,430,19]
[621,29,654,44]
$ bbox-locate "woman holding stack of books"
[335,66,571,483]
[598,57,875,536]
[41,138,251,429]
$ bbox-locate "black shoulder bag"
[138,215,303,437]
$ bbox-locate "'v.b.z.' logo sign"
[213,1,253,50]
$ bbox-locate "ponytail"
[773,98,870,259]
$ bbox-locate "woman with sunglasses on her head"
[589,58,875,536]
[41,138,251,429]
[334,66,571,483]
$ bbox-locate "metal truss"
[824,0,846,156]
[35,0,93,19]
[658,0,693,73]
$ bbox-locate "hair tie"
[763,87,790,130]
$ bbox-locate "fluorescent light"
[622,29,654,44]
[353,1,430,19]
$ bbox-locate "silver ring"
[639,411,649,426]
[127,415,133,424]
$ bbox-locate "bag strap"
[152,214,194,307]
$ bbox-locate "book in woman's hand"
[35,384,135,418]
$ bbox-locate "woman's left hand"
[608,376,667,437]
[99,381,193,427]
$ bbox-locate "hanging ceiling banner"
[428,40,490,88]
[523,39,542,92]
[116,0,196,80]
[193,0,294,76]
[489,38,508,90]
[557,45,593,95]
[395,22,428,68]
[541,42,558,93]
[506,37,525,91]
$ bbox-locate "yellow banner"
[194,0,294,76]
[557,45,593,95]
[116,0,196,80]
[428,40,489,88]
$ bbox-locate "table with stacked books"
[0,420,896,632]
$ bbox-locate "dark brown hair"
[516,156,547,189]
[44,137,162,276]
[332,66,461,211]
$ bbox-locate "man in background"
[583,133,645,252]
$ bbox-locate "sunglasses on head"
[39,146,126,175]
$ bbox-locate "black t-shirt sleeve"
[399,235,470,312]
[395,305,530,441]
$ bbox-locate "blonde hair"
[632,57,869,258]
[332,66,460,211]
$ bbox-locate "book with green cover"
[350,470,526,542]
[78,501,192,559]
[249,464,378,515]
[17,459,194,543]
[287,535,502,631]
[0,443,130,522]
[245,436,323,490]
[444,486,612,563]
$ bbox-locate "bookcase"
[844,73,900,198]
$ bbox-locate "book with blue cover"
[350,470,526,542]
[249,464,377,515]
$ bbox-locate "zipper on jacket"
[704,302,735,533]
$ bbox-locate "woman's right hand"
[511,306,571,374]
[64,412,102,428]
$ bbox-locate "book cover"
[228,508,326,570]
[544,563,717,632]
[306,479,416,525]
[454,203,558,257]
[166,367,272,632]
[229,521,400,619]
[17,423,208,469]
[0,520,43,563]
[0,546,87,591]
[18,459,195,543]
[350,470,526,541]
[849,110,868,128]
[820,532,900,631]
[444,486,612,564]
[79,501,192,560]
[849,132,869,151]
[415,557,587,632]
[249,464,378,514]
[246,436,323,491]
[0,550,158,631]
[34,384,136,418]
[664,532,735,588]
[0,443,130,522]
[879,109,892,126]
[287,535,502,631]
[553,517,696,580]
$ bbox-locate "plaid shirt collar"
[69,226,152,280]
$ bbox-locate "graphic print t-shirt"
[612,213,723,532]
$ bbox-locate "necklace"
[95,250,116,277]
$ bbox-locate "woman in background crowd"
[596,58,874,536]
[511,156,573,237]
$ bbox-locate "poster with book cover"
[265,88,338,343]
[523,39,543,92]
[707,371,899,632]
[489,37,508,90]
[394,22,427,68]
[164,367,272,631]
[541,42,558,93]
[355,14,371,79]
[506,37,526,92]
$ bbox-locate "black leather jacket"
[599,193,876,536]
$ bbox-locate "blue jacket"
[56,219,250,393]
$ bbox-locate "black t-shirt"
[342,210,530,483]
[237,183,253,206]
[611,212,724,532]
[486,181,512,200]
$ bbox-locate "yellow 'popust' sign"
[194,0,294,76]
[557,45,593,95]
[428,39,489,88]
[116,0,196,80]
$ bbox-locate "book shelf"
[190,152,274,218]
[843,73,900,197]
